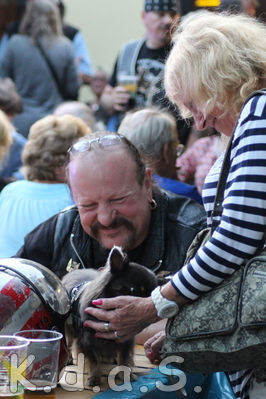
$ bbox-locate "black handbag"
[162,90,266,374]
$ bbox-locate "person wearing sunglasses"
[15,130,206,339]
[16,131,205,278]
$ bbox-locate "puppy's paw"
[87,375,101,387]
[116,370,137,382]
[130,371,137,382]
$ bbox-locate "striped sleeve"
[172,93,266,300]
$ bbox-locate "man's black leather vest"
[51,190,206,278]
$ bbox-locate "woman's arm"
[172,94,266,301]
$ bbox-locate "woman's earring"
[150,199,157,210]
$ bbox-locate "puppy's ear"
[108,246,129,274]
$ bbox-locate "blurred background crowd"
[0,0,264,248]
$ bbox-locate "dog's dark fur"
[62,246,158,385]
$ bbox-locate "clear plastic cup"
[14,330,62,399]
[0,335,30,398]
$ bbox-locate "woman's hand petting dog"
[84,295,159,342]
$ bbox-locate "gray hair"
[19,0,62,41]
[53,101,95,130]
[118,108,178,159]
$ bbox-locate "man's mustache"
[91,216,134,236]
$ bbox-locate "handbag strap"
[211,88,266,233]
[36,39,65,97]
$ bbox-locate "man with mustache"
[100,1,187,139]
[15,132,206,282]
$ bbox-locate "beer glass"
[14,330,62,399]
[0,335,29,399]
[117,73,138,99]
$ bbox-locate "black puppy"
[62,245,158,386]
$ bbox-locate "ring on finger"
[114,331,121,340]
[104,322,110,332]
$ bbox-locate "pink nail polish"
[92,299,103,306]
[95,334,100,338]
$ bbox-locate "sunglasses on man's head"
[68,134,124,155]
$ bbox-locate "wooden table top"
[57,345,156,398]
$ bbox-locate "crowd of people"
[0,1,265,399]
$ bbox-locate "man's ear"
[143,168,153,199]
[141,10,147,25]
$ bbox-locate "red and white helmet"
[0,258,70,335]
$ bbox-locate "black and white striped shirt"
[171,92,266,399]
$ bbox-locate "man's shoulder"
[54,205,79,229]
[120,38,145,53]
[160,189,206,228]
[29,204,78,239]
[6,34,28,48]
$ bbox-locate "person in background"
[118,107,202,203]
[241,0,258,16]
[0,114,90,258]
[218,0,258,15]
[0,109,13,191]
[218,0,242,12]
[0,77,26,180]
[56,0,94,84]
[90,67,109,107]
[0,0,93,86]
[100,0,191,144]
[83,12,266,399]
[176,133,229,195]
[0,0,80,137]
[53,100,95,130]
[88,67,109,130]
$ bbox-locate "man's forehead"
[69,146,136,176]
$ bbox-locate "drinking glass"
[14,330,62,399]
[0,335,29,399]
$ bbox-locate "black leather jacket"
[16,189,206,278]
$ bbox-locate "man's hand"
[100,85,130,113]
[111,86,131,112]
[83,295,159,342]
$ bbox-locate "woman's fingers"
[83,296,158,340]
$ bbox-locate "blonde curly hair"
[22,114,91,181]
[165,11,266,120]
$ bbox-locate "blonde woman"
[0,114,90,257]
[83,12,266,399]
